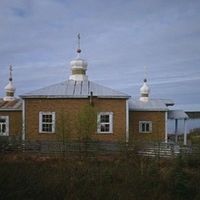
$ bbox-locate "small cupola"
[69,34,88,81]
[3,65,16,101]
[140,78,150,102]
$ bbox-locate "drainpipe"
[89,91,93,106]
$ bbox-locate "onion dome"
[139,78,150,102]
[3,65,16,101]
[69,34,88,81]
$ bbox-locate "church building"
[0,35,189,144]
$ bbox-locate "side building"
[0,66,22,139]
[128,78,175,142]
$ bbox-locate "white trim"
[3,96,16,101]
[139,121,152,133]
[175,119,178,143]
[39,112,56,133]
[126,100,129,143]
[97,112,113,134]
[69,74,88,81]
[22,100,25,141]
[0,116,9,136]
[165,111,168,143]
[184,119,187,145]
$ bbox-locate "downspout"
[89,91,93,106]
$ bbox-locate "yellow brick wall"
[0,111,22,139]
[24,98,127,142]
[129,111,166,142]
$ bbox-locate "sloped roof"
[21,80,130,99]
[159,99,175,106]
[168,110,189,119]
[129,99,169,111]
[173,104,200,112]
[0,99,22,111]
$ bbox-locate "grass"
[0,152,200,200]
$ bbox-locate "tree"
[75,104,97,154]
[76,104,97,142]
[57,111,72,144]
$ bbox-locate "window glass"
[0,116,9,136]
[97,112,113,134]
[139,121,152,133]
[39,112,55,133]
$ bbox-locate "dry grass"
[0,152,199,200]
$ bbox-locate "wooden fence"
[1,138,200,158]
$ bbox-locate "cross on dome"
[9,65,13,81]
[77,33,81,54]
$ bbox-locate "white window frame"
[0,116,9,136]
[139,121,152,133]
[97,112,113,134]
[39,112,56,133]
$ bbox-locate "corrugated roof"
[168,110,189,119]
[129,99,169,111]
[20,80,130,99]
[0,99,22,111]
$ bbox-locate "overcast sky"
[0,0,200,109]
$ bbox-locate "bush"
[188,128,200,144]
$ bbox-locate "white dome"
[4,81,16,101]
[4,81,16,92]
[70,58,88,69]
[140,79,150,102]
[140,82,150,94]
[69,53,88,81]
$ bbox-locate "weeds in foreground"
[0,152,199,200]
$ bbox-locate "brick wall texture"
[129,111,166,142]
[24,98,127,142]
[0,111,22,139]
[0,100,167,143]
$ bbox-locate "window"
[0,116,9,136]
[139,121,152,133]
[97,112,113,134]
[39,112,55,133]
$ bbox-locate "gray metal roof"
[168,110,189,119]
[173,104,200,112]
[128,99,169,111]
[21,80,130,99]
[159,99,175,106]
[0,99,22,111]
